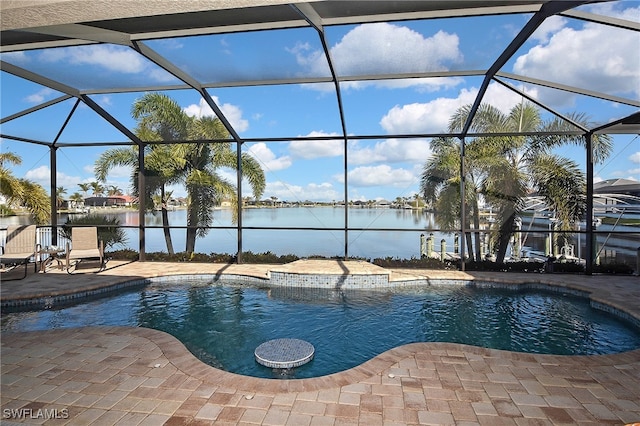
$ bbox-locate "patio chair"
[66,227,105,274]
[0,225,39,280]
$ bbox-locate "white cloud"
[104,165,132,179]
[40,45,146,74]
[24,165,85,190]
[289,131,343,159]
[339,76,464,93]
[288,41,326,71]
[514,18,640,99]
[629,152,640,164]
[2,51,28,64]
[625,171,639,181]
[379,83,525,134]
[300,22,463,91]
[264,180,340,202]
[610,169,640,181]
[97,95,112,106]
[349,138,432,165]
[531,16,567,43]
[336,165,415,187]
[330,23,462,75]
[24,88,56,104]
[157,39,184,50]
[148,68,177,83]
[24,165,50,181]
[215,168,268,199]
[82,163,130,180]
[183,97,249,133]
[246,142,292,171]
[586,3,640,21]
[380,100,456,134]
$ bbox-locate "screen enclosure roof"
[1,0,639,148]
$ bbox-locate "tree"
[96,92,265,255]
[107,185,123,196]
[421,102,612,263]
[78,183,91,197]
[421,136,484,261]
[0,152,49,224]
[89,181,105,197]
[56,186,67,209]
[69,192,84,208]
[95,143,179,254]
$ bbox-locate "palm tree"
[78,183,91,197]
[0,152,24,202]
[69,192,84,209]
[0,152,49,224]
[421,136,485,261]
[107,185,123,196]
[421,102,612,263]
[90,181,105,197]
[95,143,179,254]
[96,92,265,255]
[56,186,67,209]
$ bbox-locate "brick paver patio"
[1,261,639,425]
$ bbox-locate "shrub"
[241,251,299,264]
[106,249,139,261]
[593,263,634,274]
[61,214,127,249]
[100,250,635,276]
[0,205,16,216]
[373,256,455,269]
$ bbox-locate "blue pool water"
[2,282,639,379]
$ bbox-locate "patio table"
[39,247,66,273]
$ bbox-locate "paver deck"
[1,260,639,425]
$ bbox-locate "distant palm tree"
[69,192,84,209]
[0,152,49,224]
[90,181,104,197]
[421,102,612,263]
[412,193,422,208]
[56,186,67,209]
[96,92,265,255]
[107,185,123,196]
[78,183,91,197]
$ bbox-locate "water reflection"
[2,207,637,263]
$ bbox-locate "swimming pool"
[2,281,639,379]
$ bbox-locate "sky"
[1,2,639,204]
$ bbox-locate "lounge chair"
[0,225,40,280]
[66,227,105,273]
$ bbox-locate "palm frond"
[529,153,586,229]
